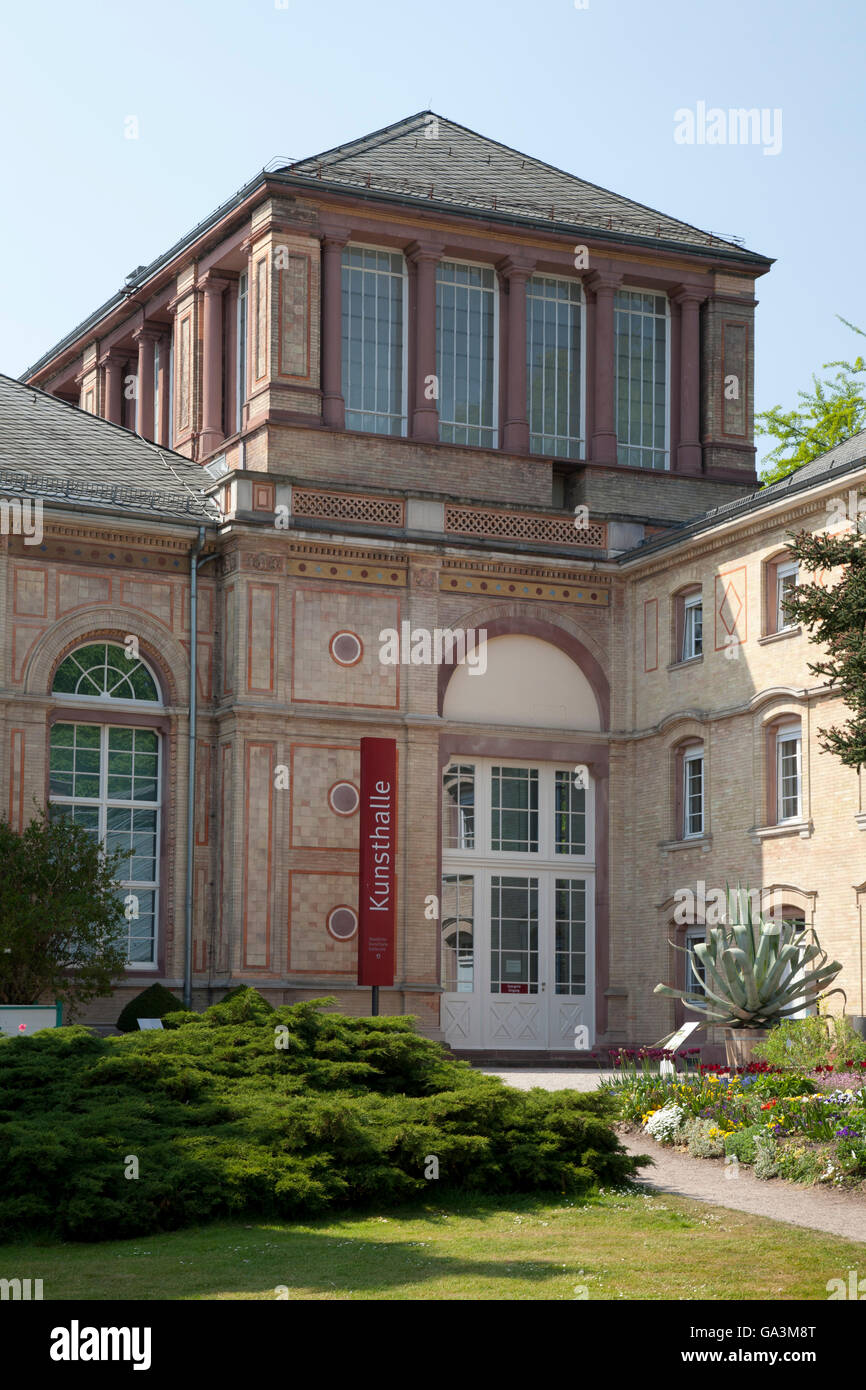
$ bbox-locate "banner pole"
[371,986,379,1017]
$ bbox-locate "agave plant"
[655,888,844,1029]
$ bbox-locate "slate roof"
[623,429,866,562]
[0,374,219,522]
[282,111,771,261]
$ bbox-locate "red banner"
[357,737,397,987]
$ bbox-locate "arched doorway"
[439,633,605,1051]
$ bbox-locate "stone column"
[672,285,707,474]
[99,347,125,425]
[320,230,348,428]
[199,274,228,456]
[407,241,443,442]
[499,257,535,454]
[157,331,172,445]
[586,269,622,465]
[133,326,159,439]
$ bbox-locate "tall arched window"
[49,642,162,967]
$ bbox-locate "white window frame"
[682,748,704,839]
[776,723,802,823]
[51,647,162,710]
[682,593,703,661]
[49,722,162,969]
[614,286,671,471]
[526,273,586,460]
[776,560,799,632]
[684,926,706,997]
[442,759,594,866]
[341,243,408,436]
[436,258,499,449]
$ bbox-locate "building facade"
[5,113,862,1053]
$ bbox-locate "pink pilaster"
[499,256,535,454]
[407,241,443,442]
[99,348,126,426]
[199,274,228,456]
[586,269,622,465]
[133,325,159,440]
[157,332,171,445]
[320,230,348,429]
[672,285,707,474]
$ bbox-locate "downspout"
[184,526,206,1008]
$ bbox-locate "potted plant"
[654,887,844,1067]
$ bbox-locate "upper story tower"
[22,111,772,534]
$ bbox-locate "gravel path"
[484,1067,866,1244]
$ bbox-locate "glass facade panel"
[614,289,669,470]
[436,261,496,447]
[527,276,582,458]
[342,247,406,435]
[441,874,475,992]
[491,766,538,853]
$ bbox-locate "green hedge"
[0,991,643,1240]
[116,983,186,1033]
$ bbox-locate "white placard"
[658,1020,701,1076]
[137,1018,164,1030]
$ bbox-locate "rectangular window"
[49,722,160,966]
[441,874,474,992]
[442,764,475,850]
[436,261,497,447]
[554,769,586,855]
[236,271,248,428]
[527,276,583,458]
[776,561,798,631]
[777,727,802,822]
[683,750,704,839]
[491,766,538,853]
[555,878,586,995]
[614,290,669,470]
[682,595,703,661]
[341,247,407,435]
[490,875,538,993]
[685,928,706,997]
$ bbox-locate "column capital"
[405,239,444,266]
[318,220,350,250]
[98,346,128,369]
[670,283,709,308]
[585,269,623,295]
[496,255,536,282]
[132,323,164,345]
[198,272,230,296]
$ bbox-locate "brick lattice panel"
[444,504,606,549]
[293,489,405,528]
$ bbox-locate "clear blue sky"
[2,0,863,469]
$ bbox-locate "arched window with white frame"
[48,641,163,967]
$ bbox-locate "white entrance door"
[440,758,596,1052]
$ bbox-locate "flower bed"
[599,1051,866,1188]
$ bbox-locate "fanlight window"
[52,643,160,703]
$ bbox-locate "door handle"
[541,982,546,992]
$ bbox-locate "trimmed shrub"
[754,1133,780,1180]
[723,1125,763,1165]
[683,1118,726,1159]
[752,1017,866,1071]
[116,984,186,1033]
[0,992,644,1241]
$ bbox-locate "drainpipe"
[184,526,206,1008]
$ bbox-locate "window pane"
[555,878,586,994]
[491,767,538,853]
[490,875,538,993]
[52,643,158,702]
[442,765,475,850]
[441,874,474,992]
[342,247,406,435]
[437,262,496,447]
[614,290,668,470]
[554,769,586,854]
[527,276,582,458]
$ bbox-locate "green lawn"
[1,1190,858,1300]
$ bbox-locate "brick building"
[5,112,863,1053]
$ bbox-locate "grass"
[1,1189,859,1301]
